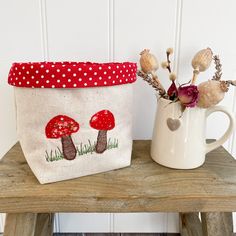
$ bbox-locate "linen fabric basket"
[8,61,137,184]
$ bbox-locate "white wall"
[0,0,236,233]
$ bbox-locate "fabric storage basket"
[8,61,137,184]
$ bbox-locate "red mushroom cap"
[45,115,79,139]
[90,110,115,131]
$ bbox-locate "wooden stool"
[0,140,235,236]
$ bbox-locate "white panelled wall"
[0,0,236,233]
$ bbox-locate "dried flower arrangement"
[138,47,236,109]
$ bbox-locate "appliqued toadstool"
[90,110,115,154]
[45,115,79,160]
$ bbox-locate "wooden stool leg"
[34,213,54,236]
[4,213,37,236]
[201,212,233,236]
[179,212,203,236]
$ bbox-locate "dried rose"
[167,81,178,101]
[178,85,199,107]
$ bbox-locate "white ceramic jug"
[151,98,235,169]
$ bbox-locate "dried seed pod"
[161,61,168,69]
[197,80,228,108]
[139,49,159,75]
[169,73,177,81]
[192,48,213,72]
[166,48,173,55]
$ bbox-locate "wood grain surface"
[0,140,236,213]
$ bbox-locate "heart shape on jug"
[166,118,181,131]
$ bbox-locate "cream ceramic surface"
[151,98,235,169]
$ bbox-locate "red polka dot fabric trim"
[8,62,137,88]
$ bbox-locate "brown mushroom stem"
[96,130,107,154]
[61,135,77,160]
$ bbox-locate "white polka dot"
[46,69,49,73]
[32,86,35,88]
[36,81,39,84]
[68,79,71,82]
[18,72,21,75]
[26,71,29,74]
[57,69,60,72]
[123,65,126,68]
[41,86,44,88]
[108,76,111,79]
[126,70,128,72]
[22,66,25,70]
[116,75,119,78]
[46,80,50,83]
[57,80,60,83]
[78,68,82,71]
[40,65,44,68]
[15,67,18,70]
[63,84,66,88]
[94,82,97,85]
[73,73,76,77]
[116,66,119,69]
[51,65,55,68]
[126,79,128,81]
[94,72,97,75]
[30,65,34,69]
[73,64,76,67]
[89,77,92,81]
[79,78,82,81]
[99,77,102,80]
[104,81,107,85]
[119,80,122,83]
[62,65,66,67]
[19,82,21,85]
[23,77,26,80]
[67,68,71,72]
[73,84,77,87]
[84,72,87,76]
[27,81,30,84]
[131,69,133,72]
[89,67,92,71]
[123,74,125,77]
[112,81,115,84]
[112,71,115,74]
[16,77,18,80]
[13,73,15,76]
[84,83,87,86]
[41,75,44,78]
[128,74,130,77]
[99,67,102,70]
[52,85,55,88]
[51,74,55,78]
[129,65,131,67]
[104,71,107,75]
[36,70,39,74]
[62,74,66,77]
[108,66,111,69]
[31,76,34,79]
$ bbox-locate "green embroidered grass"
[45,138,119,162]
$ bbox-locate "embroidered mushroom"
[90,110,115,153]
[45,115,79,160]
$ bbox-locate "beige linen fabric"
[14,84,133,184]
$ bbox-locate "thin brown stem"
[166,52,172,73]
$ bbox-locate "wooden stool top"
[0,140,236,213]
